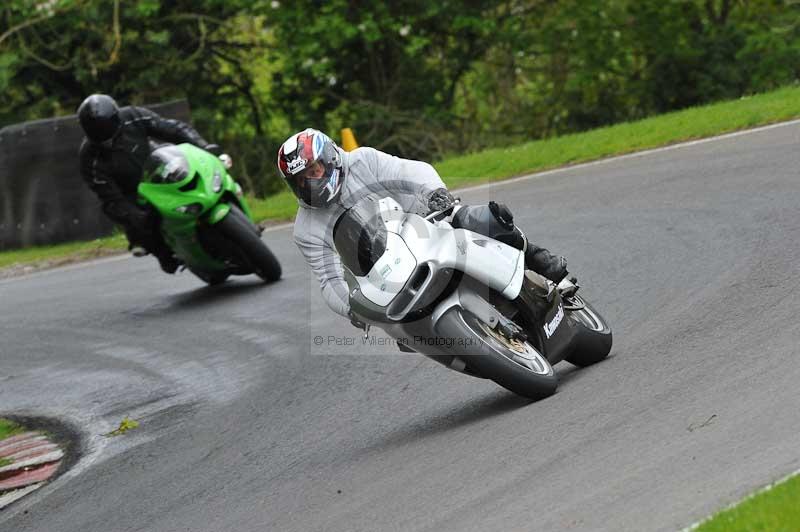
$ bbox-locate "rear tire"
[564,294,612,367]
[214,205,282,283]
[436,308,558,400]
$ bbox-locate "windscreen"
[142,145,190,184]
[333,198,388,276]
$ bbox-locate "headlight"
[212,170,223,193]
[175,203,203,215]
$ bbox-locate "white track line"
[0,482,45,510]
[4,118,799,284]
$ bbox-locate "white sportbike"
[335,197,612,399]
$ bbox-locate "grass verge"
[2,85,799,275]
[0,234,128,272]
[693,472,800,531]
[436,85,800,187]
[0,418,23,441]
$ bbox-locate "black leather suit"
[79,106,213,266]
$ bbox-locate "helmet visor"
[293,160,341,207]
[295,160,326,181]
[84,115,120,143]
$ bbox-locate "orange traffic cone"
[341,128,359,151]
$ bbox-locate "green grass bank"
[693,472,800,531]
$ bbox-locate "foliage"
[104,416,139,437]
[1,0,799,196]
[1,0,282,195]
[450,0,800,147]
[265,0,509,160]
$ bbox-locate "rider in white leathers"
[278,128,567,318]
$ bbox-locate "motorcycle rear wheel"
[436,307,558,400]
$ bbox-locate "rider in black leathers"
[77,94,221,273]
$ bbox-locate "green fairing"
[137,143,255,273]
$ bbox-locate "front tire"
[214,205,282,283]
[564,294,612,367]
[190,269,229,286]
[436,308,558,400]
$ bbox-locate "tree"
[1,0,284,194]
[2,0,799,195]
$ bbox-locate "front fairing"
[138,143,232,220]
[341,197,524,323]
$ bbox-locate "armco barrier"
[0,100,191,251]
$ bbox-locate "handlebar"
[424,199,461,222]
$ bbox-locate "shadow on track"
[166,278,271,309]
[354,389,538,455]
[122,277,272,318]
[553,353,616,388]
[554,363,582,385]
[350,360,611,458]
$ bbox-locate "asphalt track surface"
[1,122,799,532]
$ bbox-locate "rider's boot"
[154,249,181,274]
[485,201,568,283]
[524,244,568,283]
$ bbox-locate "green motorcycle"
[137,143,282,285]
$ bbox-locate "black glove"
[425,188,455,213]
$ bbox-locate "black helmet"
[77,94,121,143]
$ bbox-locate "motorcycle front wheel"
[190,268,229,286]
[436,307,558,400]
[213,205,282,283]
[563,294,613,367]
